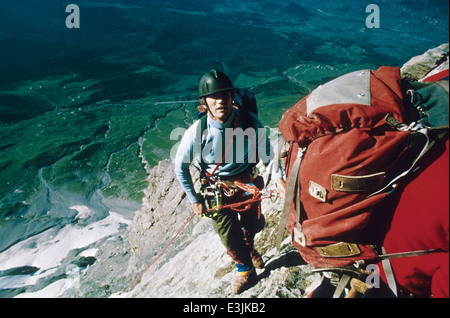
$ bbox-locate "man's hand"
[276,177,287,199]
[192,201,205,215]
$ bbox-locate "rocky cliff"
[124,157,315,298]
[123,43,449,298]
[64,44,448,298]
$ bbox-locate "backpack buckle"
[315,242,362,258]
[293,226,306,247]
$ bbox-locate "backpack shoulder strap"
[276,146,307,251]
[200,113,207,136]
[233,89,258,131]
[234,88,258,116]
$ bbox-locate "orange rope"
[125,212,196,293]
[205,181,279,214]
[125,183,279,293]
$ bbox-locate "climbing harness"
[200,176,281,218]
[202,114,239,182]
[196,110,278,216]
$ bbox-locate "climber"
[174,69,286,294]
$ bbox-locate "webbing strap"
[204,115,239,180]
[333,274,351,298]
[381,246,398,297]
[276,147,306,252]
[369,122,431,198]
[377,247,443,297]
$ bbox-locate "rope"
[125,212,196,293]
[205,181,280,214]
[125,183,280,293]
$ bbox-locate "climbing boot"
[250,249,264,269]
[233,268,257,294]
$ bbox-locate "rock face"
[401,43,449,80]
[125,159,317,298]
[123,44,448,298]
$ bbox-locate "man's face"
[205,90,233,123]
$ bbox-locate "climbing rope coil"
[201,178,281,217]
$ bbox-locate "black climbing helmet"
[198,69,233,98]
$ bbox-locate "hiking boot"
[250,249,264,269]
[233,268,257,294]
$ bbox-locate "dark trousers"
[211,176,265,269]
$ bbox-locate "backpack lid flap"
[278,67,405,145]
[307,70,371,116]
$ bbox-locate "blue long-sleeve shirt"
[174,109,282,203]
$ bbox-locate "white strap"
[381,246,398,297]
[276,147,306,252]
[369,126,430,198]
[333,274,351,298]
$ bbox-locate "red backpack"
[276,66,449,272]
